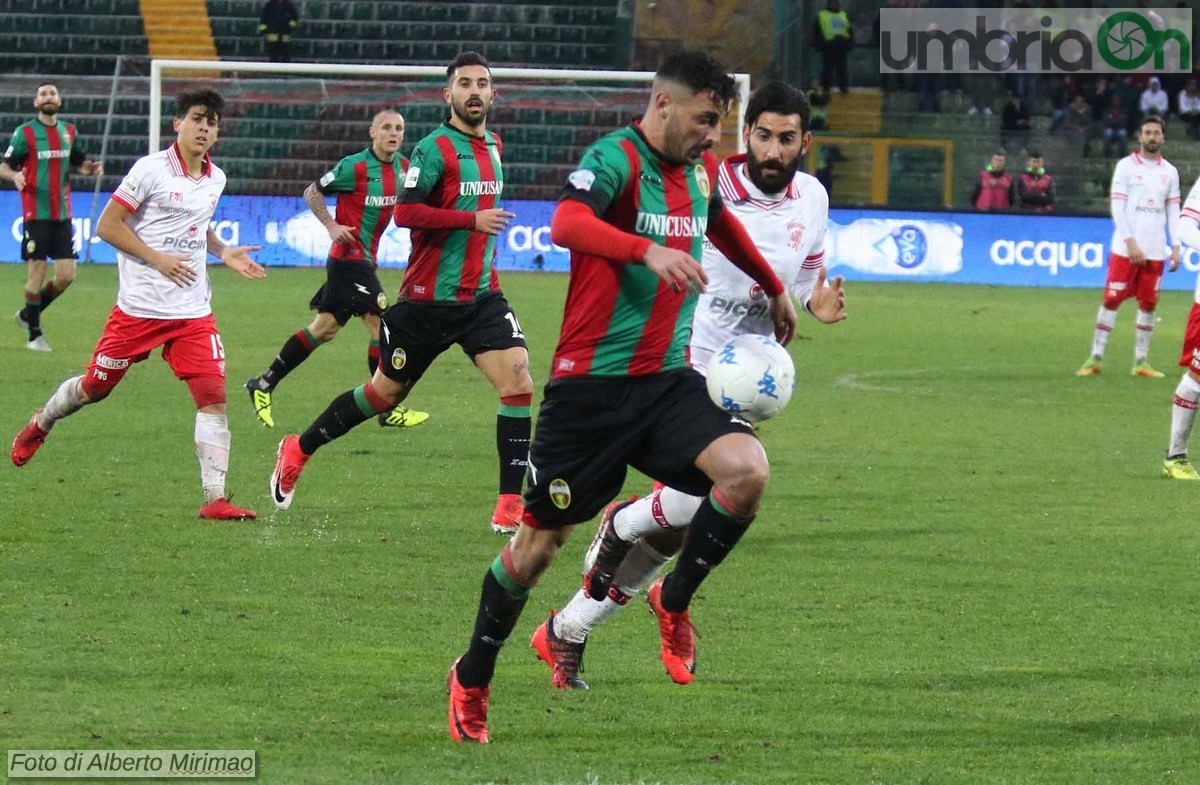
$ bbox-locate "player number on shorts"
[504,312,524,339]
[210,333,226,360]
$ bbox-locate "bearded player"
[529,81,846,691]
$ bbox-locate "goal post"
[147,58,751,157]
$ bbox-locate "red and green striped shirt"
[552,123,722,379]
[3,118,87,222]
[315,148,407,266]
[397,122,504,302]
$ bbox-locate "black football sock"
[37,280,63,313]
[261,328,320,389]
[496,394,531,495]
[22,289,41,339]
[298,383,387,455]
[456,552,530,688]
[660,493,753,613]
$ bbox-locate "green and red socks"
[19,282,65,340]
[659,489,753,613]
[298,381,392,455]
[456,544,531,688]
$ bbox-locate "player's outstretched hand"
[11,171,26,191]
[222,245,267,279]
[643,243,707,294]
[81,160,103,177]
[807,267,847,324]
[327,222,357,245]
[1170,245,1182,272]
[768,293,797,346]
[475,208,515,235]
[151,253,198,287]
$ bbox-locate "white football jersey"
[1180,176,1200,302]
[1109,151,1180,261]
[110,143,226,320]
[690,155,826,374]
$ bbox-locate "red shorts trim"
[1179,302,1200,372]
[84,306,226,389]
[1104,253,1164,309]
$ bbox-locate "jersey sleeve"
[559,141,629,215]
[111,155,157,212]
[1110,160,1132,242]
[399,137,445,204]
[791,187,829,309]
[1180,176,1200,249]
[316,155,356,195]
[3,126,27,168]
[1168,167,1182,247]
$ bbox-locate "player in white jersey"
[1162,176,1200,479]
[10,88,267,520]
[1077,115,1181,379]
[528,82,846,690]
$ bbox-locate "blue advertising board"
[3,192,1198,290]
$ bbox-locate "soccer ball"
[705,334,795,423]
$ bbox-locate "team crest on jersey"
[749,283,765,300]
[25,238,36,255]
[377,292,388,310]
[693,163,710,198]
[391,348,407,370]
[549,478,571,509]
[787,221,805,250]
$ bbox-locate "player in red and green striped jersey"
[0,83,103,352]
[446,50,799,743]
[244,110,429,431]
[270,52,533,538]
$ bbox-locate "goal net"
[135,60,749,268]
[149,60,750,200]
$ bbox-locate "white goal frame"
[148,59,750,155]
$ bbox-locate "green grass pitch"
[1,264,1198,785]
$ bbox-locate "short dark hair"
[1027,150,1042,158]
[447,51,490,82]
[35,82,58,93]
[744,82,811,134]
[175,87,224,121]
[1140,114,1166,132]
[655,50,737,112]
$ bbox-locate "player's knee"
[713,454,770,515]
[509,523,567,584]
[80,371,117,402]
[55,269,76,288]
[1102,296,1124,311]
[310,323,340,342]
[1138,299,1159,312]
[186,376,227,409]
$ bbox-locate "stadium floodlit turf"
[2,265,1198,785]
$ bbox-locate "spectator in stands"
[971,151,1016,211]
[1017,152,1055,212]
[1179,79,1200,140]
[813,0,853,94]
[1062,94,1095,156]
[1088,77,1115,124]
[806,80,829,130]
[1000,93,1031,153]
[1048,75,1080,133]
[1102,95,1132,157]
[259,0,299,63]
[1140,77,1169,120]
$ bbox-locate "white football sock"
[37,376,86,430]
[195,412,231,503]
[1134,309,1155,363]
[1168,374,1200,458]
[554,539,674,644]
[1090,306,1118,359]
[614,487,704,541]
